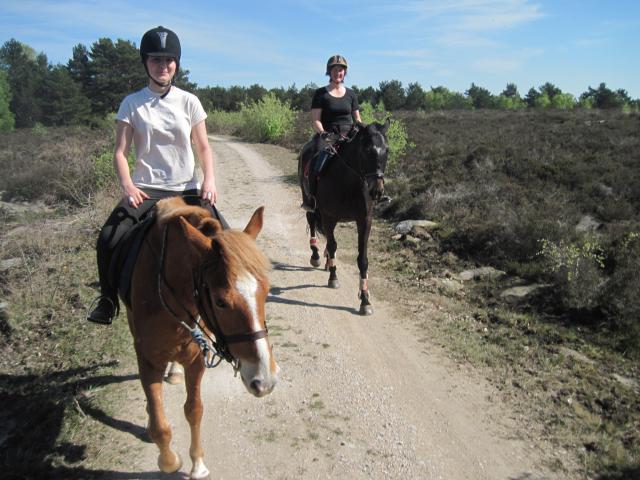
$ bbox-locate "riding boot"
[87,243,119,325]
[301,149,331,212]
[301,174,318,212]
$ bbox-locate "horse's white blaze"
[235,272,275,394]
[374,145,385,157]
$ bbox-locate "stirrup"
[300,196,316,212]
[86,296,118,325]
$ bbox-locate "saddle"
[108,211,157,309]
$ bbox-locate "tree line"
[0,37,638,131]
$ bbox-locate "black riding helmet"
[140,26,181,86]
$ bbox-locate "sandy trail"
[131,135,553,480]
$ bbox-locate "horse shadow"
[268,261,363,315]
[0,362,172,479]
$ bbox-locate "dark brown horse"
[127,197,278,478]
[299,120,390,315]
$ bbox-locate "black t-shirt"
[311,87,360,130]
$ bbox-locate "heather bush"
[0,126,112,205]
[382,109,640,353]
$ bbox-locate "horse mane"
[156,197,211,227]
[156,197,270,282]
[215,228,271,282]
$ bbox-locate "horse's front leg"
[138,357,182,473]
[357,215,373,315]
[324,218,339,289]
[183,355,208,479]
[307,212,321,268]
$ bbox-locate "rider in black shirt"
[302,54,362,211]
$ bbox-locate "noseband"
[157,224,268,369]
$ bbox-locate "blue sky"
[1,0,638,98]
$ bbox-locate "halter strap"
[157,223,267,368]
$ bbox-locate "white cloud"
[392,0,543,31]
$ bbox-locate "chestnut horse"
[127,197,278,479]
[298,120,390,315]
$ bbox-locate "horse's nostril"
[250,379,263,393]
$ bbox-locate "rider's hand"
[122,183,149,209]
[320,131,330,140]
[201,179,218,205]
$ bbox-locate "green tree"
[465,83,493,109]
[424,86,448,110]
[524,87,540,108]
[494,94,526,110]
[39,65,91,126]
[534,92,551,108]
[404,82,426,110]
[353,85,377,106]
[292,83,317,111]
[246,83,268,105]
[378,80,405,110]
[551,92,576,110]
[0,39,47,127]
[82,38,146,115]
[501,82,519,98]
[0,69,14,131]
[539,82,561,100]
[581,83,628,109]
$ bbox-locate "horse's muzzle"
[369,177,385,201]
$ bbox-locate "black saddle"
[108,211,156,309]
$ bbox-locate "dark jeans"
[95,188,228,298]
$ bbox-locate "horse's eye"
[214,298,227,309]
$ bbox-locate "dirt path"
[133,136,554,479]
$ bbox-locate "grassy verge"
[0,126,143,477]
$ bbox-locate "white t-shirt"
[116,86,207,191]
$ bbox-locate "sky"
[1,0,638,99]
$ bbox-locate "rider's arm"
[353,109,362,124]
[311,108,325,134]
[192,120,217,204]
[113,120,149,207]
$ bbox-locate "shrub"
[239,93,294,143]
[537,237,607,310]
[205,109,244,136]
[359,102,412,172]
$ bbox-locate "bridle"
[334,126,386,183]
[156,223,268,369]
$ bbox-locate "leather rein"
[156,223,268,369]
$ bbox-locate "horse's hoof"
[328,279,340,289]
[359,304,374,315]
[310,257,321,268]
[158,451,182,474]
[164,372,184,385]
[190,458,210,479]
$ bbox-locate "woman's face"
[146,55,177,84]
[330,66,346,83]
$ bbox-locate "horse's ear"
[244,206,264,239]
[380,117,391,134]
[177,217,211,254]
[198,218,223,238]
